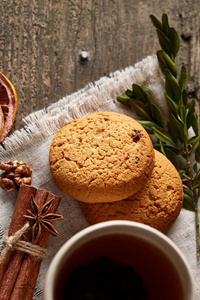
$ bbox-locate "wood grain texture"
[0,0,199,132]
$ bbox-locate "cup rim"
[43,220,196,300]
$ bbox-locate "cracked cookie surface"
[49,111,155,203]
[80,150,183,231]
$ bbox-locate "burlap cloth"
[0,55,199,299]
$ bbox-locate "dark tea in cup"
[43,221,196,300]
[55,234,183,300]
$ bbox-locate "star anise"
[23,195,63,244]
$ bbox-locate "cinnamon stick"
[10,192,61,300]
[0,185,37,288]
[0,185,62,300]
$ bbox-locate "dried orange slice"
[0,106,4,137]
[0,72,17,142]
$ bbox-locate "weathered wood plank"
[0,0,199,131]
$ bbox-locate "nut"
[0,178,17,191]
[0,160,32,191]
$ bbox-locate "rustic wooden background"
[0,0,199,133]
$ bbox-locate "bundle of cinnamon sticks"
[0,184,62,300]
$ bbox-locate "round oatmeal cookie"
[49,111,155,203]
[80,150,183,232]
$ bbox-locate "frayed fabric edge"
[0,55,162,158]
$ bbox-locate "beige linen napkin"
[0,55,199,299]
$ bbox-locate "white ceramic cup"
[43,220,196,300]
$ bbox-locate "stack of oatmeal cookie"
[49,111,183,232]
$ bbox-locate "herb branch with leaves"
[117,14,200,260]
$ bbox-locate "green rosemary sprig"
[117,13,200,260]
